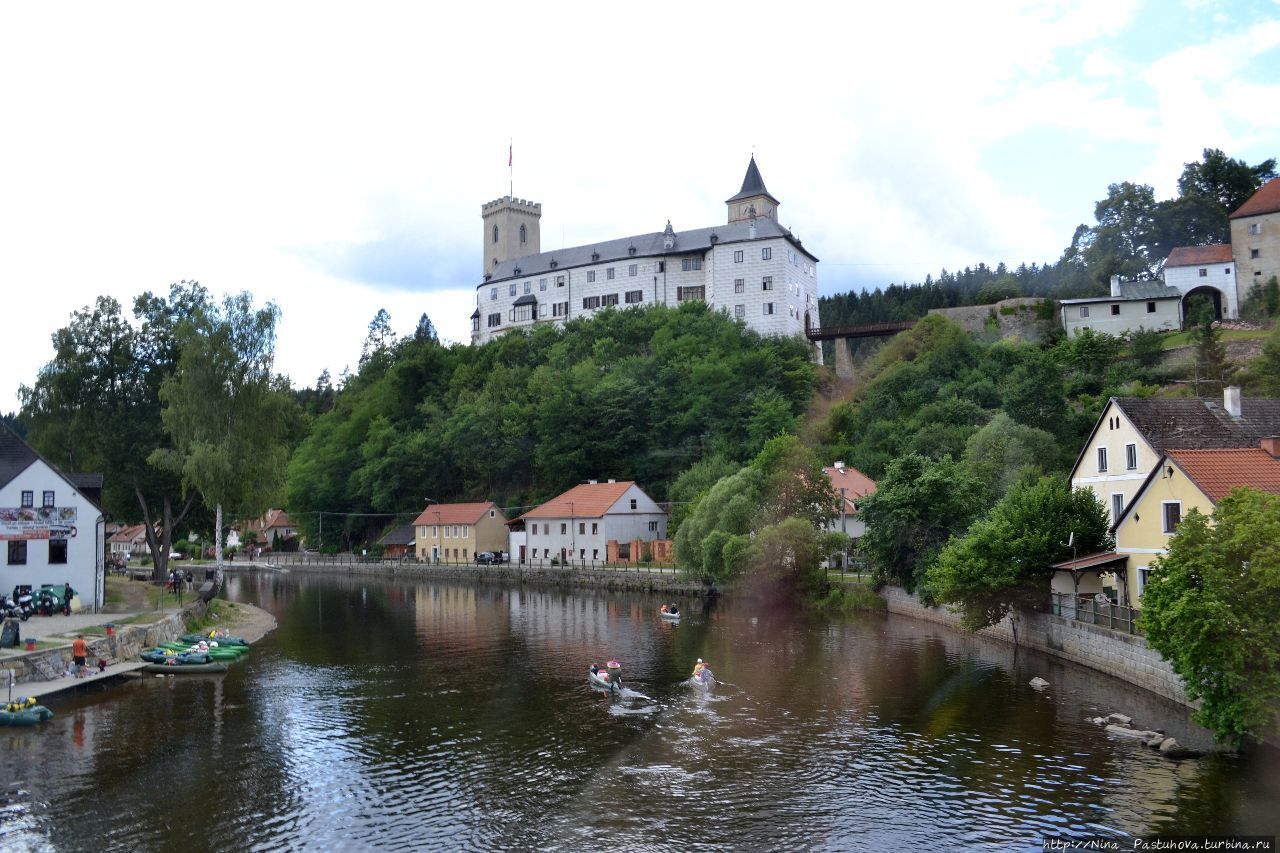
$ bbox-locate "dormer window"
[550,260,558,269]
[591,252,600,262]
[628,246,636,256]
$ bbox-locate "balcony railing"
[1051,591,1141,635]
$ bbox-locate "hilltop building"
[471,158,820,354]
[1230,177,1280,292]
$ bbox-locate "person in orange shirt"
[71,634,88,677]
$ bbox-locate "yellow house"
[1113,439,1280,604]
[412,502,509,563]
[1070,388,1280,527]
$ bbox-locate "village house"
[0,423,107,610]
[243,508,299,553]
[377,523,417,560]
[1059,277,1184,339]
[1112,439,1280,603]
[516,480,667,564]
[108,523,149,562]
[412,502,508,563]
[1069,387,1280,526]
[824,461,875,539]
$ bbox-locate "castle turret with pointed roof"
[726,156,780,224]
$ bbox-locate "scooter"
[8,588,34,621]
[0,594,26,621]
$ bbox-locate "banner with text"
[0,506,78,540]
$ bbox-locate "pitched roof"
[1059,281,1183,304]
[1050,551,1129,571]
[109,523,148,543]
[1230,178,1280,220]
[726,156,779,204]
[480,215,815,285]
[0,423,104,512]
[378,523,417,547]
[823,464,876,513]
[1116,397,1280,451]
[412,501,501,526]
[1165,244,1233,266]
[1166,448,1280,502]
[261,509,293,530]
[518,481,638,520]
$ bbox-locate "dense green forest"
[819,148,1276,328]
[284,303,817,543]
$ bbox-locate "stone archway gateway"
[1181,285,1223,324]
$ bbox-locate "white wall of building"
[1061,298,1181,338]
[524,484,667,562]
[0,462,105,609]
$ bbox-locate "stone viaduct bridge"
[805,320,916,379]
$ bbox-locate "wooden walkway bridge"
[805,319,917,379]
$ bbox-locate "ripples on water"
[2,572,1278,851]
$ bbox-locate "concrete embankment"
[264,559,710,596]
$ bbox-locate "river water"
[2,571,1278,851]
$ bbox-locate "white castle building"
[470,158,819,352]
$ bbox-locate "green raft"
[2,698,54,726]
[181,632,248,647]
[143,661,228,674]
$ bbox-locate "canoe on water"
[143,661,228,674]
[181,633,247,646]
[689,668,715,692]
[587,669,619,692]
[1,699,54,726]
[658,610,681,621]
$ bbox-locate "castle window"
[471,314,480,333]
[734,304,745,319]
[586,271,596,283]
[761,247,772,260]
[519,224,527,244]
[493,225,499,244]
[625,290,643,304]
[734,279,744,293]
[1251,249,1260,259]
[556,275,565,287]
[524,281,532,294]
[487,313,502,328]
[602,294,619,307]
[1199,268,1207,277]
[733,250,743,263]
[511,304,534,322]
[553,302,569,317]
[681,257,702,272]
[607,268,615,280]
[677,286,705,303]
[540,279,547,291]
[763,302,775,315]
[490,287,497,301]
[509,283,517,296]
[582,296,601,310]
[1249,223,1260,235]
[762,276,773,291]
[628,264,637,277]
[657,261,665,273]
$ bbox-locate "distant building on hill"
[470,157,820,355]
[1230,177,1280,294]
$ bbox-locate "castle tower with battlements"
[481,196,542,278]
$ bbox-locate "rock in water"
[1029,677,1049,689]
[1107,712,1132,725]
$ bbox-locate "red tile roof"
[261,509,292,530]
[109,523,148,543]
[1167,448,1280,503]
[1230,178,1280,219]
[518,481,637,520]
[1165,244,1233,266]
[1050,551,1129,571]
[823,464,876,513]
[412,501,500,526]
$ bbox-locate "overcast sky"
[3,1,1278,410]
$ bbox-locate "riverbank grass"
[816,583,886,613]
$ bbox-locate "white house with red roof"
[1163,244,1239,320]
[108,523,149,561]
[823,461,875,539]
[517,480,667,564]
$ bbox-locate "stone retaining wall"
[4,600,206,685]
[880,586,1190,706]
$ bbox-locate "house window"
[763,303,775,315]
[519,224,527,244]
[1079,306,1090,318]
[628,264,637,277]
[762,276,773,291]
[606,268,615,280]
[1111,494,1124,522]
[657,261,665,272]
[590,523,598,535]
[681,257,702,271]
[1147,302,1156,313]
[648,521,659,532]
[1162,502,1182,533]
[733,250,743,263]
[49,539,68,564]
[625,290,643,304]
[630,499,637,510]
[1249,223,1260,235]
[734,279,745,293]
[1125,443,1137,470]
[586,271,597,283]
[1224,268,1231,274]
[432,525,438,537]
[677,286,705,302]
[511,304,535,322]
[43,491,55,508]
[735,304,745,319]
[1251,249,1260,259]
[556,275,565,287]
[540,279,547,291]
[761,247,772,260]
[1097,446,1108,473]
[7,541,26,565]
[21,491,33,508]
[582,296,601,310]
[487,313,502,328]
[524,281,532,294]
[509,283,517,296]
[1198,268,1207,277]
[462,527,468,539]
[490,509,496,517]
[578,522,586,534]
[471,314,480,333]
[552,302,569,317]
[531,523,537,535]
[490,287,497,301]
[602,294,619,307]
[560,523,567,535]
[1110,304,1120,316]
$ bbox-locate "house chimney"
[1262,436,1280,458]
[607,479,616,483]
[834,461,845,472]
[1109,275,1122,298]
[587,479,597,485]
[1224,385,1242,419]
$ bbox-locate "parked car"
[475,551,500,565]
